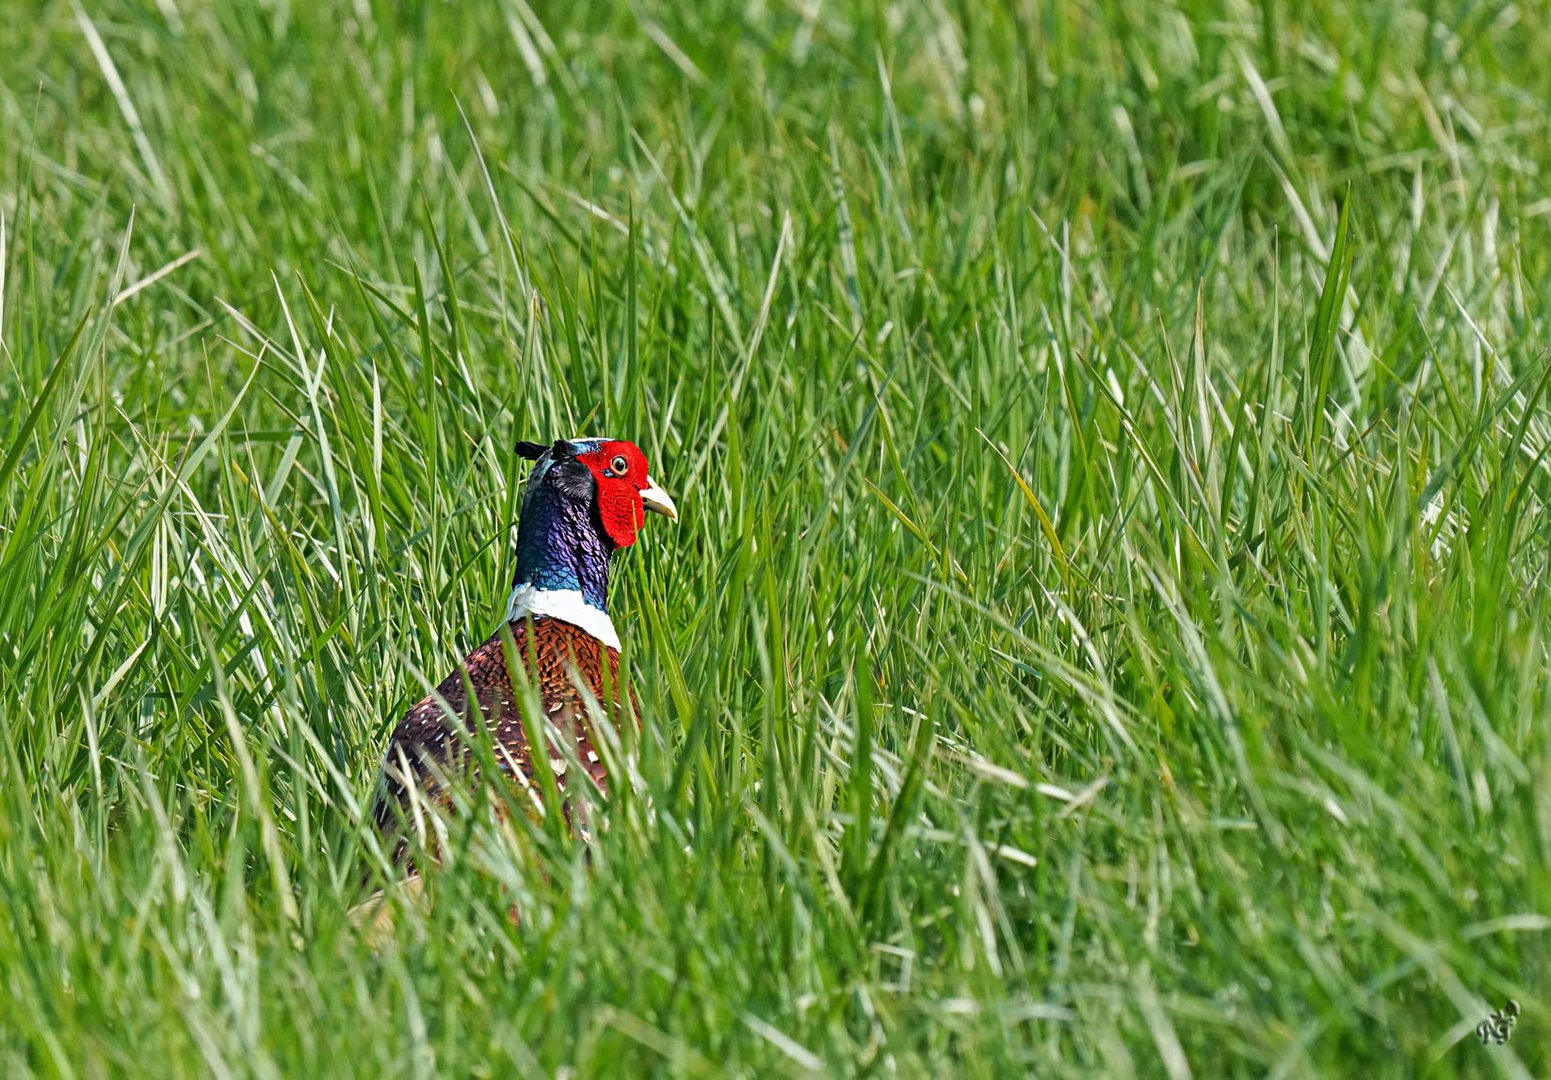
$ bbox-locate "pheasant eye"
[609,455,629,476]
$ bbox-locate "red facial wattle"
[576,440,653,548]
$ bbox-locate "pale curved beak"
[640,478,678,522]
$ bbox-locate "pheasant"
[369,436,677,868]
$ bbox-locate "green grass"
[2,0,1549,1074]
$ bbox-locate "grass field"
[2,0,1549,1074]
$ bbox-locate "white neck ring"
[503,583,621,650]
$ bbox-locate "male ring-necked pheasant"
[369,436,676,866]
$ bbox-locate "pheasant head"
[505,437,677,648]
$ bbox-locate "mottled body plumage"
[371,617,632,863]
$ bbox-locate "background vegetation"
[2,0,1548,1074]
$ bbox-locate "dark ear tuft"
[514,440,548,461]
[549,457,595,501]
[551,438,579,460]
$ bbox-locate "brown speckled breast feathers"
[371,617,635,862]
